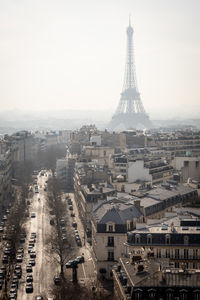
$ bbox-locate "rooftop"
[93,199,142,225]
[114,257,200,288]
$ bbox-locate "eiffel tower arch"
[108,19,152,131]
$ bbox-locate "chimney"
[134,200,141,209]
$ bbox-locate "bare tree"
[51,280,114,300]
[46,175,72,277]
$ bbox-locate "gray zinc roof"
[93,199,142,225]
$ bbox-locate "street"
[65,193,96,287]
[18,172,57,299]
[15,172,97,298]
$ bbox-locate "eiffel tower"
[108,19,151,131]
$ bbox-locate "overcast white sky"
[0,0,200,119]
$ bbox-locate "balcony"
[171,255,200,261]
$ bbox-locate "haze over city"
[1,2,200,299]
[0,0,200,121]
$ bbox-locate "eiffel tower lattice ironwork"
[108,19,151,130]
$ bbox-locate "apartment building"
[92,199,143,279]
[112,255,200,300]
[91,184,197,279]
[126,221,200,270]
[74,162,115,238]
[111,152,173,185]
[0,148,12,216]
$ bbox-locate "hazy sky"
[0,0,200,119]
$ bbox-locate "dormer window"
[147,234,152,244]
[106,222,115,232]
[135,234,140,244]
[127,221,131,231]
[109,225,113,232]
[165,234,170,245]
[184,236,189,245]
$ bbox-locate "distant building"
[172,156,200,183]
[111,152,173,185]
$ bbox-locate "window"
[180,289,188,300]
[157,249,161,258]
[148,289,156,300]
[166,289,174,300]
[147,234,152,244]
[184,249,188,259]
[175,262,179,268]
[134,289,142,300]
[109,225,113,232]
[107,251,114,261]
[107,236,114,247]
[106,223,115,232]
[135,234,140,244]
[166,249,170,258]
[127,221,131,231]
[165,234,170,245]
[184,236,189,245]
[193,290,200,300]
[175,249,179,259]
[196,161,199,168]
[184,161,189,167]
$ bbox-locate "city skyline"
[0,0,200,120]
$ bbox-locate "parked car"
[26,282,33,293]
[2,255,8,264]
[26,275,33,283]
[68,205,73,211]
[26,265,33,273]
[31,213,36,218]
[16,255,23,263]
[30,251,36,258]
[76,239,82,247]
[29,259,36,266]
[28,245,34,253]
[2,215,7,221]
[50,219,54,225]
[72,222,77,228]
[4,248,11,256]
